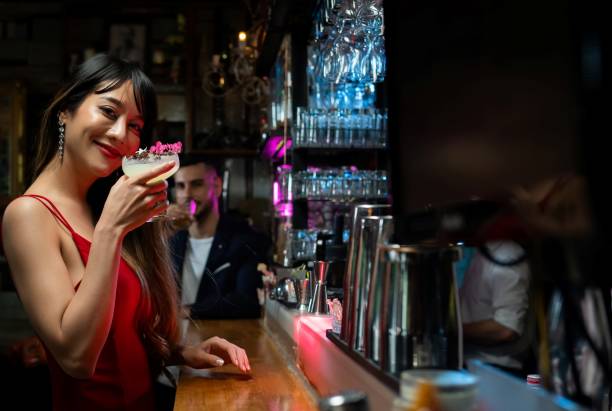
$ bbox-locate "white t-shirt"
[459,241,530,369]
[181,236,214,306]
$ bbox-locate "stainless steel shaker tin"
[352,215,394,355]
[341,204,391,343]
[377,244,463,374]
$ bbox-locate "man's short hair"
[178,153,222,177]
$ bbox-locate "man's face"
[173,163,221,217]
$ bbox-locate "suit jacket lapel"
[202,215,231,272]
[196,215,230,299]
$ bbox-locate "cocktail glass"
[122,150,180,222]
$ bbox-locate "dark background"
[385,0,608,244]
[386,0,577,214]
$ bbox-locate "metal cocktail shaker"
[351,215,394,353]
[341,204,391,343]
[378,244,462,375]
[363,216,394,363]
[308,261,330,314]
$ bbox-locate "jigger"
[297,276,312,312]
[308,261,330,314]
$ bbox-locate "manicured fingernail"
[216,359,224,366]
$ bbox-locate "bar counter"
[173,301,591,411]
[173,318,318,411]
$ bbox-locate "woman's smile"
[93,140,123,159]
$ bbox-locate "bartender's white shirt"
[459,241,530,369]
[181,236,214,305]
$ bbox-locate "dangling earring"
[58,118,65,161]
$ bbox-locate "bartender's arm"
[463,320,519,345]
[463,242,529,346]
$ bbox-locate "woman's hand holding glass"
[98,160,176,234]
[181,336,251,374]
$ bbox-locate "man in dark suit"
[156,155,269,410]
[167,155,269,319]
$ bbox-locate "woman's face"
[61,80,145,177]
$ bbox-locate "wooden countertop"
[173,318,318,411]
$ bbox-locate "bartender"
[459,241,531,376]
[167,154,270,319]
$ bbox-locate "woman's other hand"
[181,336,251,373]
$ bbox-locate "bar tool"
[308,260,330,314]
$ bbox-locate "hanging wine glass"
[370,35,386,83]
[333,33,353,83]
[357,0,384,34]
[321,33,339,82]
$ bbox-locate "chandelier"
[201,31,269,106]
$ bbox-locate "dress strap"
[20,194,76,236]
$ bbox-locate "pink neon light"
[276,202,293,217]
[262,135,292,160]
[273,181,280,205]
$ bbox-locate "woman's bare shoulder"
[4,195,49,219]
[2,196,58,239]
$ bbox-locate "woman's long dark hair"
[34,54,180,375]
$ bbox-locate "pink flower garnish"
[148,141,182,155]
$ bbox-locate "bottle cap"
[526,374,541,385]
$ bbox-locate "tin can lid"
[319,390,369,411]
[400,369,478,392]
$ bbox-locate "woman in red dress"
[1,54,250,411]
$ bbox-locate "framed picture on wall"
[108,23,146,67]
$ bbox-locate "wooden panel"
[0,82,26,196]
[174,319,318,411]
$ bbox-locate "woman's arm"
[3,198,123,378]
[2,162,175,379]
[463,319,519,345]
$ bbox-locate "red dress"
[22,195,156,411]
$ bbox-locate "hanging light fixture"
[202,29,269,105]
